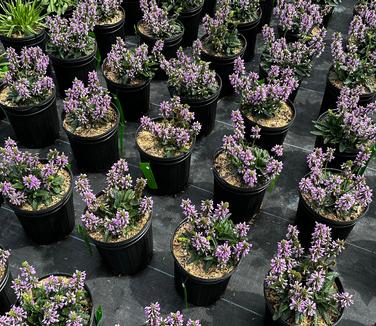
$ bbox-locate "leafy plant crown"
[96,0,122,23]
[42,0,76,15]
[217,0,260,23]
[160,0,204,12]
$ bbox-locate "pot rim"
[0,28,45,42]
[136,20,185,43]
[95,6,125,28]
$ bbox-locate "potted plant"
[353,0,374,16]
[312,86,376,169]
[172,199,251,306]
[137,0,184,80]
[0,139,75,244]
[0,46,59,148]
[46,0,97,96]
[274,0,323,43]
[41,0,76,17]
[145,302,201,325]
[75,159,154,275]
[296,147,372,245]
[230,59,299,150]
[160,40,222,137]
[0,248,16,315]
[93,0,125,62]
[0,262,94,325]
[136,96,201,195]
[264,223,354,326]
[320,32,376,115]
[161,0,204,47]
[200,4,247,95]
[212,110,284,223]
[312,0,342,27]
[62,71,120,172]
[103,37,161,122]
[0,0,46,53]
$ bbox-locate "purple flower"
[215,242,232,267]
[22,174,41,191]
[333,292,354,308]
[271,145,284,157]
[0,249,10,270]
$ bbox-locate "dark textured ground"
[0,0,375,325]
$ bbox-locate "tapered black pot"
[259,0,274,31]
[94,7,126,62]
[63,108,120,173]
[277,26,300,44]
[200,34,247,96]
[201,0,216,17]
[122,0,142,35]
[0,29,46,53]
[49,43,97,96]
[213,150,271,223]
[242,100,296,151]
[136,119,194,195]
[0,251,16,315]
[179,3,204,47]
[237,11,261,61]
[9,167,75,245]
[0,88,59,148]
[172,220,236,306]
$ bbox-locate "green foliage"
[94,306,103,325]
[160,0,203,12]
[41,0,75,15]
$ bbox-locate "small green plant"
[0,0,45,37]
[41,0,75,15]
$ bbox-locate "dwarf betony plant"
[0,138,69,209]
[96,0,122,23]
[217,0,260,23]
[160,0,203,12]
[75,159,153,242]
[265,223,353,324]
[3,46,54,106]
[312,0,342,17]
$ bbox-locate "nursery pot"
[122,0,143,35]
[172,219,236,306]
[9,164,75,245]
[201,0,216,18]
[62,108,120,173]
[213,150,271,223]
[136,21,184,80]
[103,61,151,122]
[237,10,261,61]
[0,250,17,315]
[49,43,97,96]
[94,7,126,62]
[168,74,222,137]
[0,87,59,148]
[135,118,195,195]
[179,3,204,47]
[0,29,46,53]
[200,34,247,96]
[277,26,300,44]
[259,0,274,31]
[242,100,296,151]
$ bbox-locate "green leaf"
[94,306,103,325]
[76,225,93,256]
[139,162,158,189]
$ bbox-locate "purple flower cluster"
[0,138,68,209]
[96,0,122,23]
[179,199,251,270]
[299,147,373,219]
[265,223,353,323]
[63,71,112,131]
[75,159,153,241]
[230,57,299,118]
[144,302,201,326]
[4,46,54,106]
[0,248,10,272]
[140,96,201,156]
[160,40,219,99]
[217,0,260,23]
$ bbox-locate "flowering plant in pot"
[46,0,97,95]
[0,248,16,315]
[0,262,94,325]
[0,138,74,244]
[296,147,373,244]
[41,0,76,16]
[264,223,353,326]
[172,199,251,306]
[75,159,154,275]
[145,302,201,325]
[160,40,221,136]
[0,46,59,148]
[353,0,375,16]
[200,3,247,94]
[136,96,201,195]
[312,0,342,26]
[0,0,46,52]
[230,58,299,149]
[103,37,162,121]
[213,110,284,223]
[63,71,120,172]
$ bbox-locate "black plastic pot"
[169,75,222,137]
[49,43,97,96]
[200,34,247,96]
[259,0,274,32]
[62,108,120,173]
[0,251,16,315]
[136,21,184,80]
[103,62,151,122]
[94,7,126,62]
[237,11,261,61]
[172,219,236,306]
[277,26,300,44]
[179,4,204,47]
[201,0,216,18]
[9,166,75,245]
[0,87,59,148]
[0,29,46,53]
[122,0,143,35]
[213,150,271,223]
[136,119,194,195]
[242,100,296,151]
